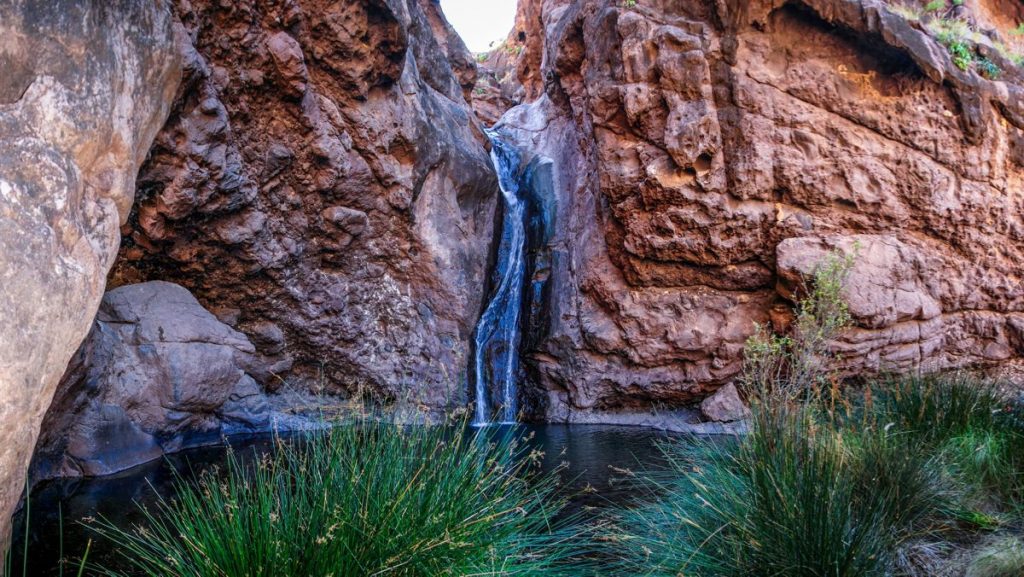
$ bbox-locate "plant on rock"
[742,245,855,401]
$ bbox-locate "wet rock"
[0,0,179,541]
[32,282,271,480]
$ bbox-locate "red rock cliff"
[111,0,499,406]
[488,0,1024,420]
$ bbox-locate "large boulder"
[32,282,272,480]
[0,0,179,541]
[109,0,498,408]
[490,0,1024,420]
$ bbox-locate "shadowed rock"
[31,282,272,480]
[110,0,499,408]
[0,0,180,544]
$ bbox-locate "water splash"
[473,131,526,426]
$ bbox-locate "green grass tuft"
[87,414,587,577]
[604,402,954,576]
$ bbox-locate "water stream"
[473,131,527,425]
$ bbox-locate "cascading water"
[473,131,526,426]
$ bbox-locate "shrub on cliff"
[743,246,855,402]
[87,413,584,577]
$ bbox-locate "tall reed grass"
[88,414,586,577]
[603,248,1024,576]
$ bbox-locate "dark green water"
[11,424,680,576]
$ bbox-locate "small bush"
[978,58,1001,79]
[948,41,974,70]
[743,246,855,401]
[88,414,584,577]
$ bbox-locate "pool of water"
[10,424,681,576]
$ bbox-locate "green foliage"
[607,246,1024,577]
[621,0,637,8]
[958,509,1003,531]
[605,402,949,577]
[603,372,1024,577]
[742,245,856,401]
[863,374,1004,446]
[930,18,976,71]
[856,374,1024,508]
[88,414,585,577]
[948,40,974,70]
[967,537,1024,577]
[924,0,946,11]
[978,58,1001,79]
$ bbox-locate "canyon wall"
[490,0,1024,421]
[107,0,498,406]
[0,0,180,544]
[17,0,1024,499]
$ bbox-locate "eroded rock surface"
[32,282,272,480]
[490,0,1024,420]
[109,0,498,407]
[0,0,179,541]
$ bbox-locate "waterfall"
[473,131,526,426]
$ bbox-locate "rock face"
[0,0,179,542]
[700,382,751,423]
[109,0,498,406]
[490,0,1024,420]
[32,282,272,480]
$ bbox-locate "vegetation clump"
[603,248,1024,577]
[886,2,1024,73]
[87,413,584,577]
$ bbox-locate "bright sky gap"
[439,0,518,53]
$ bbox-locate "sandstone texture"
[0,0,179,541]
[488,0,1024,420]
[700,382,751,423]
[108,0,498,407]
[31,282,273,480]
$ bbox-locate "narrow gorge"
[4,0,1024,573]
